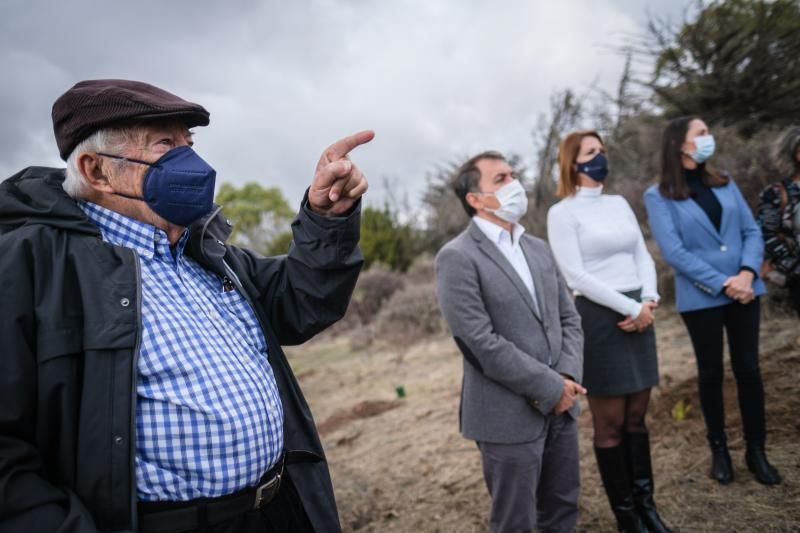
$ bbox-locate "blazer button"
[720,244,728,252]
[120,298,130,307]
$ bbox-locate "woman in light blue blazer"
[644,116,781,487]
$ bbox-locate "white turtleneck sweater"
[546,186,659,318]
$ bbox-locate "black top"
[685,165,722,232]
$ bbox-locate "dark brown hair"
[557,130,604,198]
[452,151,506,216]
[658,115,728,199]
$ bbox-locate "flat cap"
[52,79,210,160]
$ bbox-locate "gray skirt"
[575,289,659,397]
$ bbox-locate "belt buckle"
[253,472,281,510]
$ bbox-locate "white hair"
[63,126,147,199]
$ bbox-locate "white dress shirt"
[546,186,659,318]
[472,216,540,316]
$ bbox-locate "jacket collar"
[184,205,232,277]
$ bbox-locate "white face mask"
[482,179,528,223]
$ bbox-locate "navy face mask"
[98,146,217,227]
[575,152,609,182]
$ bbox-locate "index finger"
[324,130,375,162]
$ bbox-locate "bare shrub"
[326,266,406,338]
[405,253,435,285]
[370,282,446,345]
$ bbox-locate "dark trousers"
[788,278,800,316]
[138,473,314,533]
[680,298,766,443]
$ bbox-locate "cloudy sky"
[1,0,687,211]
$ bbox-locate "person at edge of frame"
[0,78,374,533]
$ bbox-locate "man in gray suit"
[435,151,586,532]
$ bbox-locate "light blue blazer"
[643,179,766,312]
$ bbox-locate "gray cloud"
[1,0,684,209]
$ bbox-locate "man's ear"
[76,153,115,194]
[465,191,483,212]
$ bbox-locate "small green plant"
[671,399,692,422]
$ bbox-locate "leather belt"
[138,457,285,533]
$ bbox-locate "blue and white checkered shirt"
[79,201,284,501]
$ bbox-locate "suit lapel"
[675,198,723,243]
[468,222,542,323]
[713,184,732,238]
[520,238,546,319]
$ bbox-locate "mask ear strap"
[94,152,150,201]
[96,152,154,167]
[112,190,146,202]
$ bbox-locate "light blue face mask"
[691,134,716,164]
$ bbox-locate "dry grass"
[287,309,800,533]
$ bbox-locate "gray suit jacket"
[435,221,583,444]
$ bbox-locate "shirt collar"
[78,200,188,259]
[575,185,603,198]
[472,216,526,247]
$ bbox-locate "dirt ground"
[287,308,800,532]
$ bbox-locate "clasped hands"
[553,377,587,415]
[617,300,658,333]
[723,270,755,304]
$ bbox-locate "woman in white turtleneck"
[547,130,671,533]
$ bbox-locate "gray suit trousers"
[478,414,580,533]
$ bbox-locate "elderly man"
[0,79,373,533]
[435,152,585,532]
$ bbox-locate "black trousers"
[680,298,766,443]
[138,473,314,533]
[788,278,800,316]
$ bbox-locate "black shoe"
[595,445,648,533]
[708,436,733,484]
[745,443,782,485]
[626,432,673,533]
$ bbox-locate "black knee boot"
[626,432,672,533]
[745,441,782,485]
[595,445,647,533]
[708,434,733,484]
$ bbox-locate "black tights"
[680,298,766,443]
[588,389,652,448]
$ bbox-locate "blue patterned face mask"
[98,146,217,227]
[576,153,609,182]
[690,134,716,164]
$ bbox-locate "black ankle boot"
[709,436,733,484]
[595,445,648,533]
[626,432,673,533]
[745,442,782,485]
